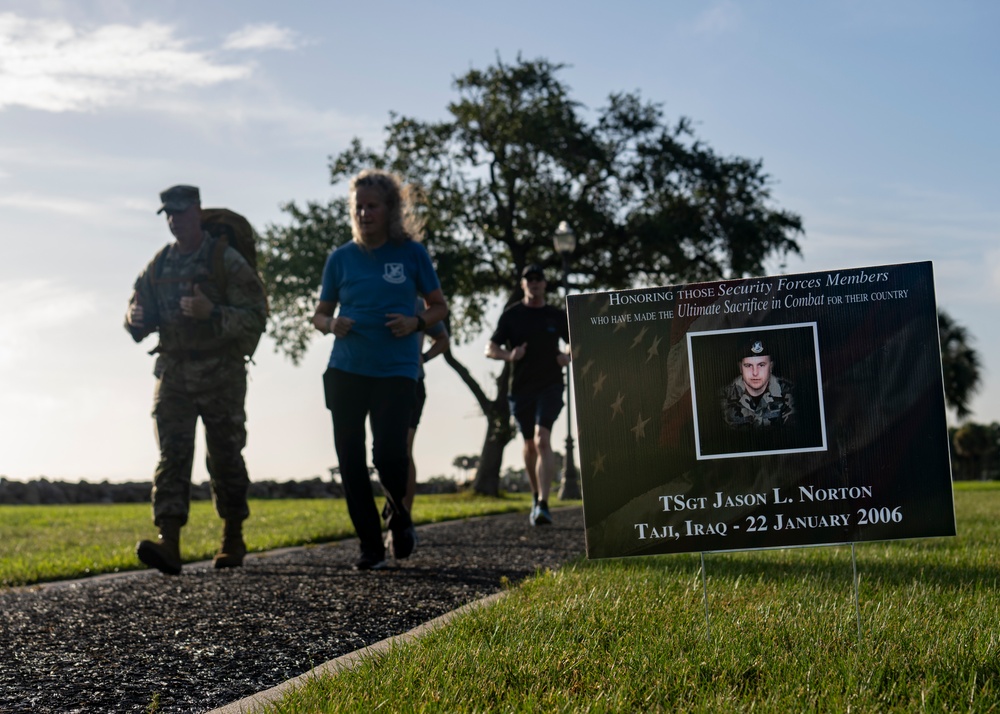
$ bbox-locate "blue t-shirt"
[320,240,441,379]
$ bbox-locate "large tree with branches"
[258,56,806,494]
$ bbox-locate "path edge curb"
[206,589,508,714]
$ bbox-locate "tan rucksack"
[200,208,260,283]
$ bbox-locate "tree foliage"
[258,199,351,363]
[939,309,982,420]
[950,422,999,480]
[258,56,806,493]
[327,57,804,340]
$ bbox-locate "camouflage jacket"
[720,375,795,428]
[125,233,267,387]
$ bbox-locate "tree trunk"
[473,400,514,496]
[443,350,515,496]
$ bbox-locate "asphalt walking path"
[0,507,585,713]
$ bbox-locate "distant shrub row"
[0,476,459,505]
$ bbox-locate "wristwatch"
[415,315,427,332]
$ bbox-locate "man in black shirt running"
[487,264,571,525]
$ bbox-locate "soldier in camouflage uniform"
[125,185,267,575]
[721,336,795,428]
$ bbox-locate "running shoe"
[534,501,553,525]
[354,553,388,571]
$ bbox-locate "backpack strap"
[208,233,269,316]
[210,235,230,298]
[149,243,172,284]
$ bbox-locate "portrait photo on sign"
[688,323,827,459]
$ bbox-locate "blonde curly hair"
[349,169,425,246]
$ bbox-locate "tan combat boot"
[136,517,183,575]
[213,519,246,569]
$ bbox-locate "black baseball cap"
[521,264,545,280]
[739,336,774,360]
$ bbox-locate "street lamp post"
[553,220,581,500]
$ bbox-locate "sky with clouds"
[0,1,997,485]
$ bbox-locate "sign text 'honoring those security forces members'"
[566,262,955,559]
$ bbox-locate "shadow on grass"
[584,545,1000,591]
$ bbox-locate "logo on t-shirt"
[383,263,405,284]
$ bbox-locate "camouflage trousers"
[150,369,250,526]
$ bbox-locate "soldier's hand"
[125,293,143,330]
[509,343,527,362]
[180,284,214,320]
[128,302,143,329]
[128,299,145,328]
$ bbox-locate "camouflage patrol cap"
[739,336,774,361]
[157,185,200,214]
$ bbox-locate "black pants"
[324,368,415,558]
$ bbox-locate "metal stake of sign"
[851,543,862,643]
[700,552,711,642]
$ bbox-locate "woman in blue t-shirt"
[312,169,448,570]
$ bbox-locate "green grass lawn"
[3,483,998,712]
[0,492,537,588]
[259,482,1000,713]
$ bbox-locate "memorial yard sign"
[566,262,955,558]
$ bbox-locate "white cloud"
[0,279,97,368]
[123,91,384,151]
[690,1,741,35]
[0,191,157,235]
[0,191,105,217]
[986,250,1000,295]
[0,13,251,112]
[223,23,300,51]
